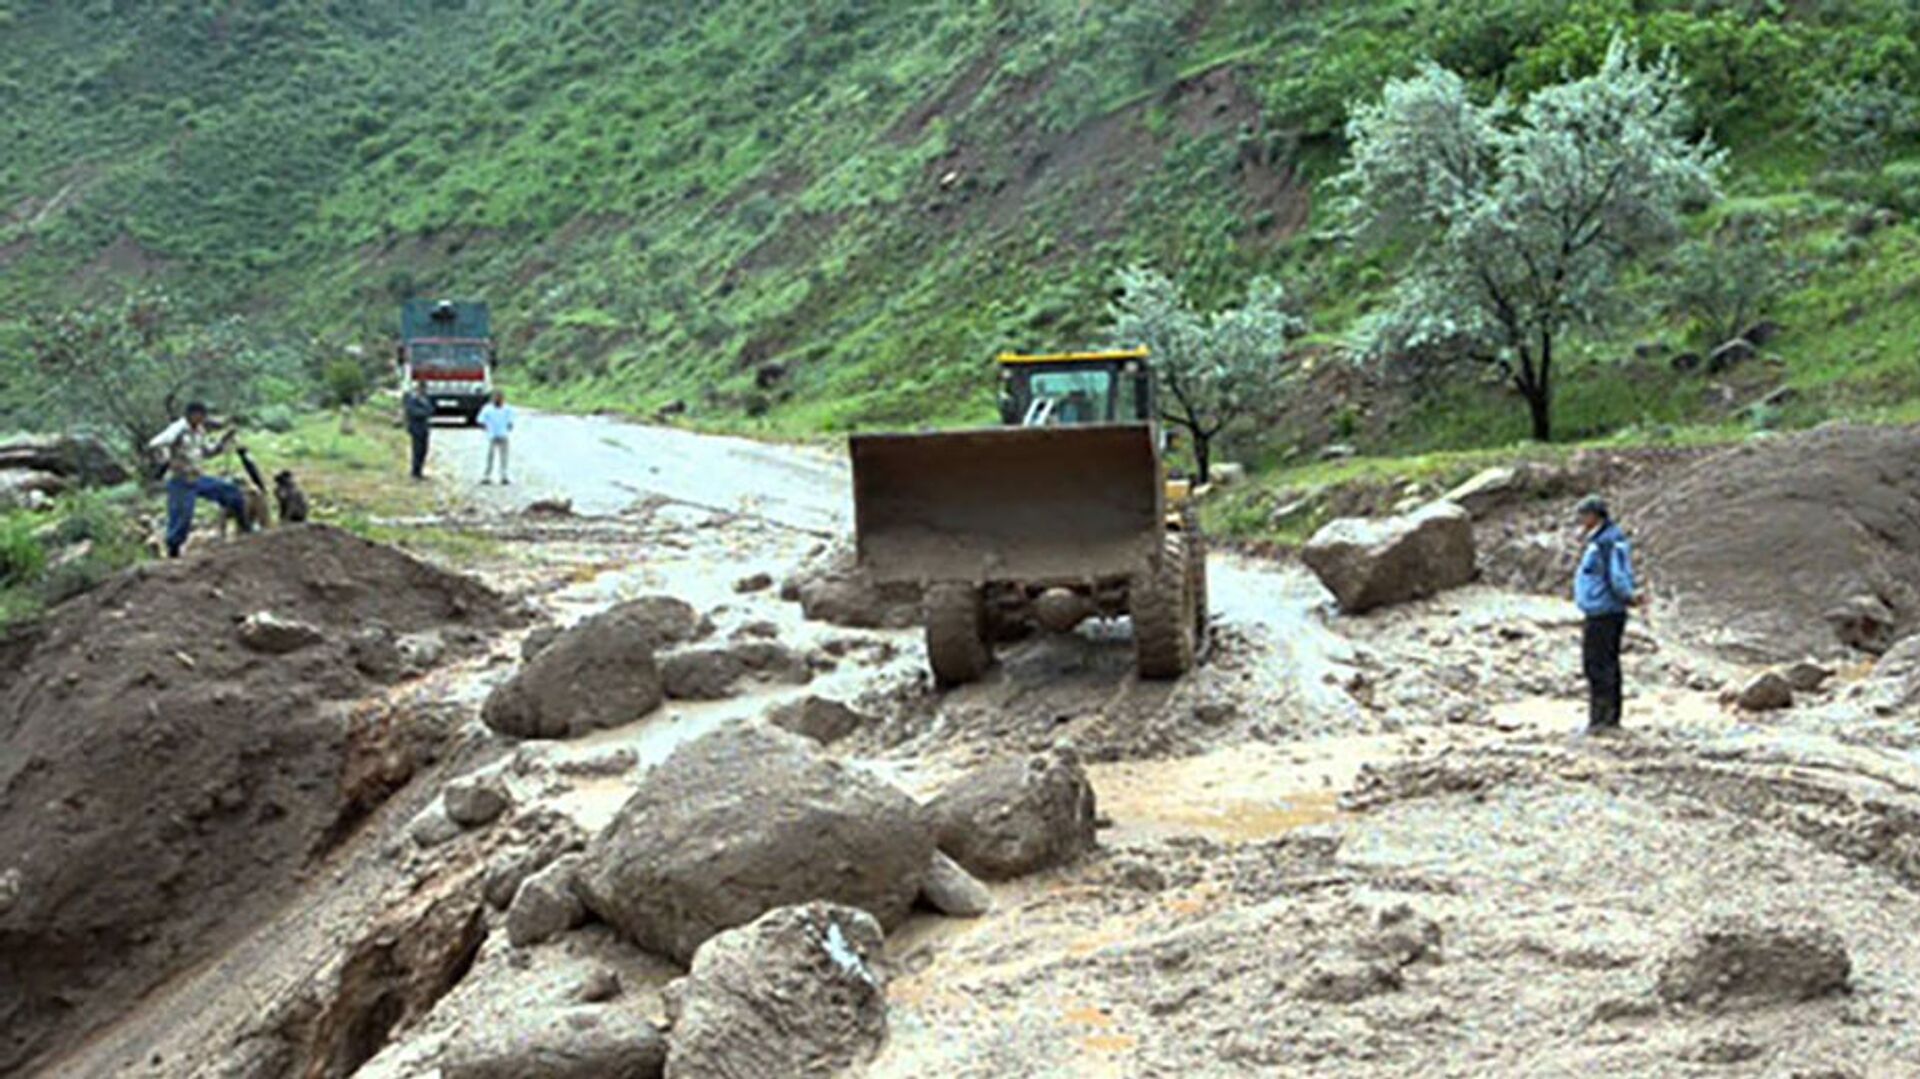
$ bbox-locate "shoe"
[502,477,511,485]
[481,477,492,485]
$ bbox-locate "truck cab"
[396,299,495,424]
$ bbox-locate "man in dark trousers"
[148,401,251,557]
[403,380,435,480]
[1573,495,1640,732]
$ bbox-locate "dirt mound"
[1636,426,1920,661]
[0,524,510,1074]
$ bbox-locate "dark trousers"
[164,476,246,557]
[408,424,430,478]
[1583,612,1628,729]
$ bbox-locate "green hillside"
[3,0,1919,456]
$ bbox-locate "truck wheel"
[1132,533,1195,680]
[1182,507,1210,647]
[926,583,992,687]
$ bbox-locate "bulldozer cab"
[998,349,1154,428]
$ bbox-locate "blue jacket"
[1574,522,1637,616]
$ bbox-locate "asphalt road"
[426,411,849,533]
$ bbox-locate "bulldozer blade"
[851,424,1164,585]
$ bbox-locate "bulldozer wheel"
[1132,533,1195,680]
[926,583,992,687]
[1185,513,1210,647]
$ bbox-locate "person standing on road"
[403,380,434,481]
[1573,494,1640,732]
[477,390,515,485]
[149,401,251,558]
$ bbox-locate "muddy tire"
[926,583,991,687]
[1132,533,1195,680]
[1182,507,1209,648]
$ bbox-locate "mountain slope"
[4,0,1919,446]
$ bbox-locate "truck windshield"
[1026,369,1113,425]
[412,342,488,368]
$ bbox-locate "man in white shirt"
[477,390,516,485]
[148,401,250,557]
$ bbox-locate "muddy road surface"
[33,417,1920,1078]
[430,409,848,531]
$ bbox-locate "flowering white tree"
[1339,39,1722,441]
[1108,266,1298,482]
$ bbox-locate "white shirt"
[477,403,515,441]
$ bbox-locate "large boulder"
[0,434,129,486]
[925,746,1098,881]
[483,596,708,739]
[441,1004,666,1079]
[1440,466,1525,518]
[575,724,933,964]
[1302,501,1476,614]
[663,902,887,1079]
[1656,916,1850,1011]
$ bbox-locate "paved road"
[427,411,850,533]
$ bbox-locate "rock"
[483,820,585,910]
[660,641,810,701]
[521,624,561,661]
[0,434,128,485]
[1736,670,1794,712]
[409,802,463,848]
[1783,660,1834,693]
[572,964,622,1004]
[1708,337,1757,373]
[1744,319,1785,346]
[445,776,511,828]
[0,867,20,916]
[508,854,588,947]
[441,1003,666,1079]
[1209,462,1246,486]
[576,724,933,964]
[1292,958,1402,1003]
[1439,466,1525,518]
[523,497,575,517]
[926,745,1097,881]
[732,572,774,594]
[483,596,712,738]
[1302,501,1476,614]
[1318,442,1358,461]
[1656,917,1850,1011]
[920,850,993,917]
[235,611,326,655]
[664,902,887,1079]
[768,695,869,745]
[1670,351,1703,374]
[1826,594,1898,655]
[396,629,446,672]
[787,545,922,629]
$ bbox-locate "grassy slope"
[3,1,1919,501]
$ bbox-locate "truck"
[396,299,496,424]
[849,348,1206,686]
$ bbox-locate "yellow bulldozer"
[850,348,1206,686]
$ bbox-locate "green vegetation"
[2,1,1919,497]
[0,486,148,623]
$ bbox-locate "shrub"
[0,514,45,588]
[323,356,370,408]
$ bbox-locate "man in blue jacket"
[1574,495,1640,731]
